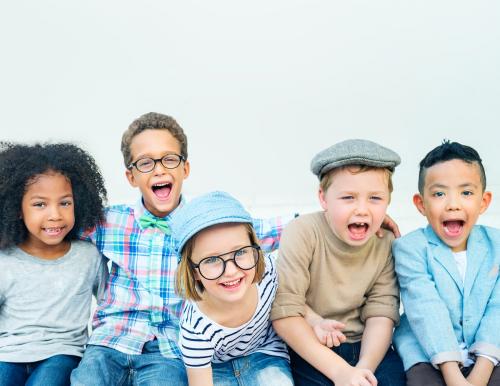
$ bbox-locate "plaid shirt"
[84,198,291,358]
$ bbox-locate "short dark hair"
[121,112,188,167]
[0,142,107,249]
[418,140,486,194]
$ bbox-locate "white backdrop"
[1,1,499,235]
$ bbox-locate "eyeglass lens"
[198,246,258,280]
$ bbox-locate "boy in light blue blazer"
[393,141,500,386]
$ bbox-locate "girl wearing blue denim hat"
[172,191,292,386]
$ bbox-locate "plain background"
[1,1,499,235]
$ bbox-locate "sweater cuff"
[470,342,500,364]
[270,293,305,321]
[361,305,400,325]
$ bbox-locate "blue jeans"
[211,352,293,386]
[70,340,187,386]
[0,354,80,386]
[290,342,406,386]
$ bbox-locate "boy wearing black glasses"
[71,113,290,386]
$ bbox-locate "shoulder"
[283,211,324,238]
[393,227,428,252]
[105,204,134,217]
[71,240,101,257]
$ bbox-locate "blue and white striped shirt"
[179,254,289,368]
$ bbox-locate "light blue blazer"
[393,225,500,371]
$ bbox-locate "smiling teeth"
[223,279,240,286]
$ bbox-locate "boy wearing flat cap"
[271,139,406,386]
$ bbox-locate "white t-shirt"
[179,254,289,368]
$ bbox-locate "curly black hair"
[0,142,107,249]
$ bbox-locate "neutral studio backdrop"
[1,1,499,235]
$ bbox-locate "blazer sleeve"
[470,259,500,362]
[394,235,462,366]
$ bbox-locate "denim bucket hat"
[170,191,253,262]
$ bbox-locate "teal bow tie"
[139,215,171,235]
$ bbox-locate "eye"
[234,247,250,257]
[200,256,221,266]
[341,195,354,200]
[32,202,46,208]
[432,191,445,198]
[370,195,383,201]
[462,190,473,196]
[61,200,73,207]
[137,158,154,168]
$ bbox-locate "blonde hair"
[175,223,265,301]
[320,165,394,195]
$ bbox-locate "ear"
[479,191,492,214]
[413,193,426,216]
[182,159,191,180]
[125,168,138,188]
[318,188,328,211]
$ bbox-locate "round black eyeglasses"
[128,154,185,173]
[190,245,260,280]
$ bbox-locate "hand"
[377,214,400,238]
[333,366,377,386]
[311,318,346,348]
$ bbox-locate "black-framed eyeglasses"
[128,154,185,173]
[190,245,260,280]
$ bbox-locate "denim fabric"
[290,342,406,386]
[70,340,187,386]
[211,352,293,386]
[406,362,500,386]
[0,354,80,386]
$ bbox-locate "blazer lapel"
[425,226,464,295]
[463,227,487,299]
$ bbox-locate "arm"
[304,304,346,347]
[186,367,214,386]
[394,235,462,366]
[357,317,393,372]
[252,214,296,252]
[377,214,401,238]
[93,254,109,301]
[439,362,472,386]
[466,356,495,386]
[469,248,500,365]
[273,317,376,386]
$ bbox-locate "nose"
[48,205,62,220]
[445,193,462,211]
[153,159,167,175]
[223,259,240,276]
[354,200,369,216]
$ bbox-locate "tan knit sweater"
[270,211,400,342]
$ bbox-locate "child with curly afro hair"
[0,142,109,386]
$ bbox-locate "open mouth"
[347,222,369,240]
[219,278,243,290]
[443,220,464,237]
[151,182,172,199]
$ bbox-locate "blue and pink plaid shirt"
[83,198,291,358]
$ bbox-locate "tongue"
[154,185,171,199]
[445,220,462,235]
[348,224,367,240]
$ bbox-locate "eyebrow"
[28,194,73,200]
[428,182,478,190]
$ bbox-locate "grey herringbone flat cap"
[310,139,401,179]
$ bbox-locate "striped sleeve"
[179,304,218,368]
